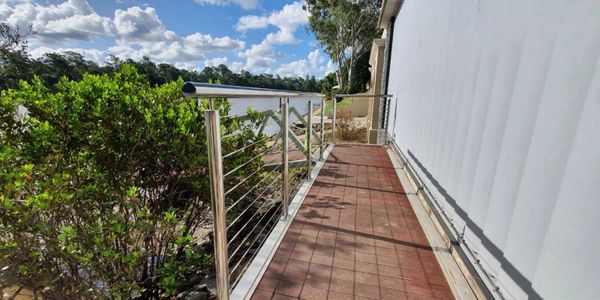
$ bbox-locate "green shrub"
[0,65,266,298]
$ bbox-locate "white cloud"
[326,59,337,74]
[235,15,268,32]
[276,49,326,78]
[2,0,328,78]
[194,0,259,10]
[109,6,244,65]
[184,33,245,53]
[113,6,169,42]
[236,1,308,45]
[174,61,198,71]
[112,6,244,60]
[229,61,244,73]
[265,30,298,45]
[204,56,228,67]
[2,0,246,67]
[237,41,278,73]
[1,0,113,44]
[29,46,108,65]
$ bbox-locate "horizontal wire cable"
[224,151,282,198]
[227,195,282,259]
[223,147,271,178]
[222,136,270,159]
[229,202,283,276]
[225,162,282,213]
[229,204,282,288]
[226,173,282,231]
[226,175,282,240]
[224,164,267,197]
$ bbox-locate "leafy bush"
[0,65,266,298]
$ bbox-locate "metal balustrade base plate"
[230,144,334,300]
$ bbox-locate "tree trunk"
[347,50,354,93]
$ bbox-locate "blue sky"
[0,0,335,77]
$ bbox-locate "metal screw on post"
[205,109,230,300]
[319,97,325,161]
[281,98,289,220]
[306,100,312,180]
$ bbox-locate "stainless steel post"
[281,98,289,220]
[319,97,325,160]
[331,97,337,145]
[205,110,229,300]
[306,100,313,180]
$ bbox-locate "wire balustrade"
[183,82,392,299]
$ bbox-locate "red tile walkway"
[251,145,454,300]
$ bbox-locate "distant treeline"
[0,51,323,92]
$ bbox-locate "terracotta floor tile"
[299,285,328,299]
[333,257,354,270]
[376,247,398,257]
[378,275,405,291]
[355,271,379,286]
[327,291,353,300]
[329,278,354,294]
[251,290,273,300]
[355,252,377,264]
[377,254,399,267]
[356,296,380,300]
[257,277,279,292]
[334,247,355,260]
[402,268,429,283]
[406,292,433,300]
[275,280,304,298]
[381,288,408,300]
[311,254,334,266]
[354,282,380,298]
[378,265,402,278]
[290,250,313,262]
[264,267,284,279]
[403,280,435,297]
[355,261,378,274]
[331,267,354,281]
[355,244,376,254]
[431,284,454,299]
[304,276,330,291]
[272,293,298,300]
[251,145,454,300]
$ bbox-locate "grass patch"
[324,97,353,116]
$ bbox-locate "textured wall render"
[386,0,600,299]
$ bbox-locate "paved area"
[251,145,454,300]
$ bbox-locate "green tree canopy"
[305,0,382,93]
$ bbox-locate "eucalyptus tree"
[304,0,382,93]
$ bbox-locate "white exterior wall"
[385,0,600,299]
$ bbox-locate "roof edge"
[378,0,403,29]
